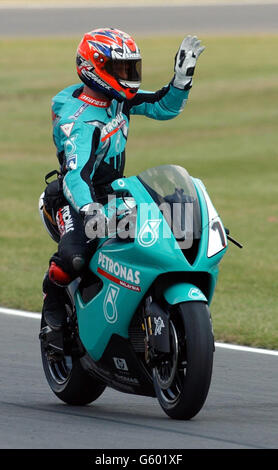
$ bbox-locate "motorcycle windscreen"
[137,165,201,250]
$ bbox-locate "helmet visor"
[105,59,142,87]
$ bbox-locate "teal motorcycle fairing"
[163,283,207,305]
[74,165,228,361]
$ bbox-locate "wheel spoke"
[154,320,182,402]
[45,349,72,385]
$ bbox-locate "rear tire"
[153,301,214,420]
[40,316,106,405]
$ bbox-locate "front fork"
[143,296,171,367]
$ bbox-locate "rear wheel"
[40,315,106,405]
[153,301,214,420]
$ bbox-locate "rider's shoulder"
[52,84,81,104]
[52,84,90,131]
[52,84,85,120]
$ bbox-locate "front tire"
[153,301,214,420]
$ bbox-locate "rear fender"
[163,282,207,305]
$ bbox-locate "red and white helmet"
[76,28,142,101]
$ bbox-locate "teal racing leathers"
[52,83,189,213]
[42,81,190,329]
[45,82,189,286]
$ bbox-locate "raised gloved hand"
[173,35,205,90]
[80,203,109,239]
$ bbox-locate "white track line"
[0,306,277,356]
[1,1,278,9]
[0,306,41,320]
[215,342,278,356]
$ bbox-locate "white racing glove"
[80,203,109,239]
[173,35,205,90]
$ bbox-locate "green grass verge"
[0,35,277,349]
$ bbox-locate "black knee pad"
[57,245,88,277]
[71,254,86,273]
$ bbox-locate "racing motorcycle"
[39,164,240,420]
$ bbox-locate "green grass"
[0,35,278,349]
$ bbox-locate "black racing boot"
[42,274,67,331]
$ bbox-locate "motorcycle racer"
[41,28,205,331]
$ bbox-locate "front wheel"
[153,301,214,420]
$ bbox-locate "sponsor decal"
[78,56,111,92]
[138,219,161,248]
[98,268,141,292]
[85,68,111,91]
[79,93,110,108]
[56,205,74,236]
[64,135,77,155]
[60,122,75,137]
[114,374,139,385]
[101,112,126,142]
[103,283,119,323]
[97,252,141,292]
[154,316,165,336]
[64,135,78,170]
[111,41,141,60]
[66,155,77,170]
[113,357,128,371]
[188,287,204,299]
[69,102,89,120]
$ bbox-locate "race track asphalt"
[0,312,277,450]
[0,3,278,36]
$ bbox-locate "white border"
[0,306,277,356]
[0,1,278,8]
